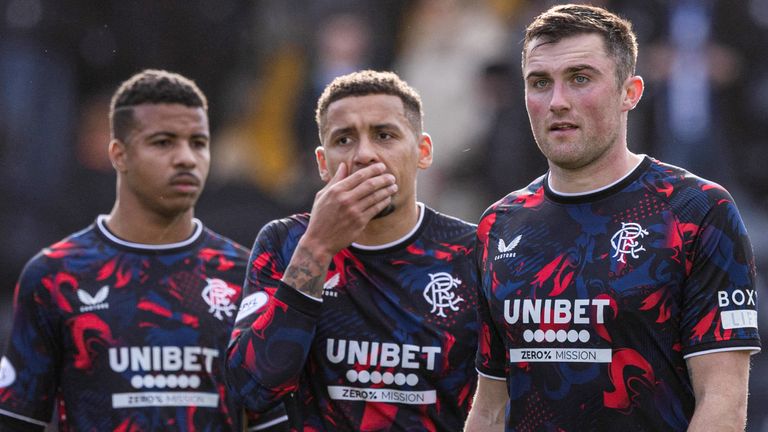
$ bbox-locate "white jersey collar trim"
[96,214,203,250]
[548,155,645,196]
[351,202,425,251]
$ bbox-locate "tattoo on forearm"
[283,248,326,298]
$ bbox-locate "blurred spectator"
[396,0,513,221]
[0,0,80,350]
[60,91,116,228]
[292,12,377,205]
[476,60,547,200]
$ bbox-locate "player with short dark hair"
[110,69,209,143]
[226,70,479,430]
[0,69,286,431]
[465,4,760,431]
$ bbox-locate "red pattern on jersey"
[68,314,115,370]
[604,348,654,411]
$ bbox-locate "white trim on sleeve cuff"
[683,345,761,360]
[476,369,506,381]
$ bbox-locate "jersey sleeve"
[680,191,761,358]
[0,255,61,427]
[225,219,321,413]
[474,213,507,379]
[245,401,289,431]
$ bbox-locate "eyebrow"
[525,64,601,80]
[327,126,356,140]
[372,123,402,132]
[146,131,210,140]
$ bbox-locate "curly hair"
[315,70,423,139]
[109,69,207,141]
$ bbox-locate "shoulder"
[201,226,250,257]
[17,225,98,292]
[478,176,546,231]
[422,206,476,246]
[256,213,310,241]
[642,158,740,218]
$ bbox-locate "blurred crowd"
[1,0,767,429]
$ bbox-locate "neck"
[548,148,642,194]
[105,202,196,245]
[354,201,421,247]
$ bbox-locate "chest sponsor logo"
[719,289,758,329]
[201,278,237,321]
[0,356,16,388]
[325,338,441,405]
[504,298,613,364]
[611,222,648,263]
[423,272,464,317]
[323,273,340,298]
[235,291,269,324]
[108,346,221,408]
[78,285,110,312]
[495,235,522,261]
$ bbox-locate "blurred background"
[0,0,766,429]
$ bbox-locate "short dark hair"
[109,69,207,141]
[315,70,423,139]
[523,4,638,87]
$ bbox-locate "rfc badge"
[202,278,237,320]
[423,272,464,317]
[611,222,648,263]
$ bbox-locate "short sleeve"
[680,195,760,358]
[474,214,508,378]
[0,256,61,426]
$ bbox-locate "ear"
[108,139,127,172]
[621,75,644,112]
[417,133,433,169]
[315,146,331,182]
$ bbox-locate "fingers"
[336,163,390,191]
[319,162,396,205]
[358,182,398,217]
[302,162,399,257]
[328,162,348,185]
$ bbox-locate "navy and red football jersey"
[227,203,479,431]
[0,216,284,431]
[475,156,761,431]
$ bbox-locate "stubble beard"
[373,203,395,219]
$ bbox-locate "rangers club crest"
[611,222,648,263]
[423,272,464,317]
[202,278,237,320]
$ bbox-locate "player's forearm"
[226,332,300,411]
[464,375,508,432]
[282,237,334,298]
[464,408,505,432]
[687,397,747,432]
[686,351,750,432]
[688,408,747,432]
[225,285,321,410]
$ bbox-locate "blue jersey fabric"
[0,216,269,431]
[475,156,760,431]
[227,204,479,431]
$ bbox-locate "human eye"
[529,78,549,89]
[192,138,209,149]
[152,137,173,147]
[573,75,590,84]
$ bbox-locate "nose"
[549,81,570,113]
[353,135,379,167]
[173,141,197,168]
